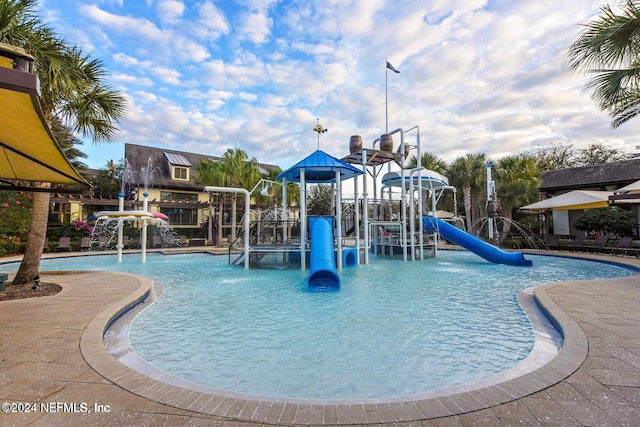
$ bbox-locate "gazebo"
[277,149,363,270]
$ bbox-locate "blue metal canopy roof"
[277,150,363,183]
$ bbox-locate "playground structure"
[218,126,532,290]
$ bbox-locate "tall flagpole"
[385,59,388,133]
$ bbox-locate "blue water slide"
[423,216,532,266]
[306,217,341,291]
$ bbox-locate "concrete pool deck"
[0,250,639,426]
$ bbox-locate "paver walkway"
[0,253,639,426]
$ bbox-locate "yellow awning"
[0,64,91,190]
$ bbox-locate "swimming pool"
[4,251,634,401]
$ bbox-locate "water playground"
[215,127,532,292]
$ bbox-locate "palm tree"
[2,0,126,284]
[217,149,261,240]
[194,159,226,245]
[447,153,486,233]
[406,152,448,173]
[494,155,539,242]
[49,116,89,169]
[255,167,300,208]
[569,1,640,128]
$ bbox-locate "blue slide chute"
[423,216,532,266]
[306,217,341,291]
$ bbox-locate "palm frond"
[569,3,640,71]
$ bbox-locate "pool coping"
[75,253,624,425]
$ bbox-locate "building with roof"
[49,143,280,241]
[524,158,640,236]
[539,158,640,195]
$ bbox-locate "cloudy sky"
[39,0,640,171]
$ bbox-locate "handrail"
[204,186,250,269]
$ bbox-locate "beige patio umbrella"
[520,190,612,212]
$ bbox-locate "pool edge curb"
[80,271,597,425]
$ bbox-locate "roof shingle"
[539,158,640,193]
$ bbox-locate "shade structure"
[609,179,640,205]
[277,149,363,183]
[0,47,90,190]
[616,179,640,193]
[520,190,612,212]
[381,170,449,189]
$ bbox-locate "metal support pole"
[142,192,148,263]
[335,170,342,270]
[281,178,287,243]
[300,169,306,270]
[354,175,360,265]
[362,152,369,264]
[409,167,426,261]
[117,193,124,263]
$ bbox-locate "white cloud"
[112,52,140,67]
[148,66,183,85]
[192,1,231,40]
[156,0,185,25]
[79,4,210,63]
[111,72,154,87]
[235,2,275,45]
[46,0,640,171]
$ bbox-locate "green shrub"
[0,189,32,256]
[575,207,636,238]
[0,235,25,256]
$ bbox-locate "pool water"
[3,251,634,400]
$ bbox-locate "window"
[160,191,198,202]
[164,152,191,181]
[162,208,198,225]
[172,166,189,180]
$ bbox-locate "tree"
[575,141,629,165]
[283,179,300,208]
[575,207,636,238]
[49,116,89,170]
[494,155,540,242]
[569,1,640,128]
[528,143,577,171]
[307,184,333,215]
[217,149,261,241]
[447,153,486,232]
[193,159,226,245]
[528,141,630,171]
[87,159,125,199]
[2,0,126,285]
[407,152,448,173]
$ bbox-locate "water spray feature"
[470,216,546,250]
[90,158,180,262]
[470,162,545,250]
